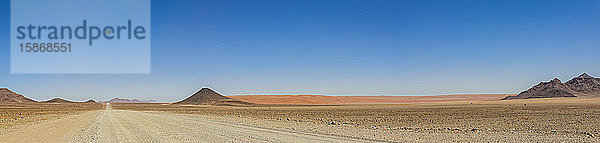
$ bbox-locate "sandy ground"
[115,97,600,142]
[228,94,511,104]
[0,103,102,135]
[0,111,100,143]
[72,110,377,142]
[0,103,379,143]
[0,98,599,142]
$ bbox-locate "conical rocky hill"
[503,73,600,99]
[0,88,37,102]
[175,88,251,105]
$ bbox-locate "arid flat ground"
[0,98,598,142]
[227,94,510,104]
[0,103,378,142]
[0,103,103,135]
[114,97,600,142]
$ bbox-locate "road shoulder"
[0,110,100,143]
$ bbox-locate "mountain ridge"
[503,73,600,100]
[103,98,156,103]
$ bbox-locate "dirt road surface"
[0,104,380,143]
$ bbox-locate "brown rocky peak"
[0,88,14,93]
[0,88,37,102]
[198,88,223,95]
[576,73,593,79]
[175,87,252,105]
[550,78,562,84]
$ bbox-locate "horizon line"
[227,93,514,97]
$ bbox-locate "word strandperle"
[15,20,146,45]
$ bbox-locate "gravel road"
[1,104,380,143]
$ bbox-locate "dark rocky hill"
[0,88,37,102]
[503,73,600,100]
[42,98,99,103]
[564,73,600,96]
[175,88,252,105]
[42,98,76,103]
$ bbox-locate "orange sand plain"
[227,94,513,105]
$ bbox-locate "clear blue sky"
[1,0,599,102]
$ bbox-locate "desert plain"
[0,95,598,142]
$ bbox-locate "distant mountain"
[175,88,252,105]
[42,98,75,103]
[0,88,37,102]
[103,98,156,103]
[564,73,600,96]
[41,98,98,103]
[503,73,600,100]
